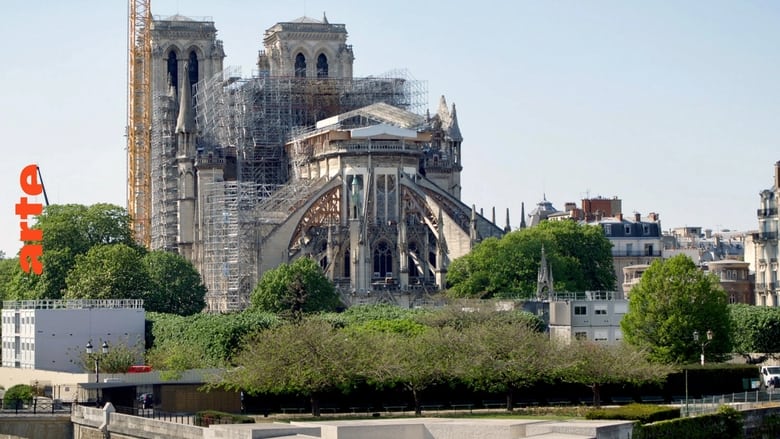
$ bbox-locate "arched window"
[166,51,178,90]
[188,51,199,89]
[344,250,351,277]
[295,53,306,77]
[317,53,329,78]
[373,241,393,278]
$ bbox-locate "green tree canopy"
[64,243,151,301]
[143,250,206,315]
[447,220,615,299]
[250,257,341,318]
[6,203,139,300]
[560,341,673,407]
[621,254,732,364]
[221,319,356,416]
[730,304,780,363]
[458,319,554,410]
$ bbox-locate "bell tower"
[258,13,354,79]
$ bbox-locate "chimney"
[648,212,659,222]
[634,212,641,222]
[776,161,780,189]
[616,213,623,222]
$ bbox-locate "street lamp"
[693,329,714,366]
[86,340,109,406]
[685,329,714,417]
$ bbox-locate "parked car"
[759,365,780,388]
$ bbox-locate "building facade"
[145,15,501,311]
[1,300,145,373]
[547,292,628,344]
[589,212,663,297]
[751,161,780,306]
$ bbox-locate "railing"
[682,390,780,417]
[757,208,778,218]
[113,405,196,425]
[0,398,70,415]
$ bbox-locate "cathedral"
[147,14,504,312]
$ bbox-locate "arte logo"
[17,164,43,275]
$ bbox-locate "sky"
[1,1,779,259]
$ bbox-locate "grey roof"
[290,16,323,23]
[325,102,425,129]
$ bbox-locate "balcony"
[754,232,779,241]
[612,250,662,257]
[757,208,778,218]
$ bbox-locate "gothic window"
[295,53,306,77]
[373,241,393,278]
[375,174,398,223]
[188,51,199,90]
[317,53,329,78]
[344,250,350,277]
[166,51,178,90]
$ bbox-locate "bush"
[586,403,679,424]
[194,410,255,427]
[634,406,743,439]
[3,384,34,408]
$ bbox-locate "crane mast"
[127,0,152,247]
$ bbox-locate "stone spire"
[175,62,196,134]
[446,103,463,142]
[470,204,478,245]
[505,208,511,233]
[437,95,450,125]
[520,202,527,229]
[536,246,554,299]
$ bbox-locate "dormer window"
[317,53,328,78]
[295,53,306,77]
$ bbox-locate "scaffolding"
[191,67,427,311]
[149,92,179,251]
[201,180,257,312]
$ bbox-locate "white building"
[751,161,780,306]
[1,299,145,373]
[547,292,628,344]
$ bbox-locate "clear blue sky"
[1,1,778,258]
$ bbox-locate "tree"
[621,254,732,364]
[458,319,553,410]
[447,220,615,298]
[143,250,206,315]
[356,325,460,416]
[250,257,341,318]
[730,304,780,363]
[220,319,356,416]
[0,257,19,302]
[64,244,151,301]
[6,203,138,300]
[560,341,673,407]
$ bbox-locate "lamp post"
[86,340,109,406]
[694,329,714,366]
[685,329,714,417]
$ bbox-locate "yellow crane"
[127,0,152,247]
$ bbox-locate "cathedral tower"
[257,13,354,78]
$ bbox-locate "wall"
[0,415,72,439]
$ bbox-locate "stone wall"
[0,415,72,439]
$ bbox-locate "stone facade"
[145,15,501,311]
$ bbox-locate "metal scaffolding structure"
[149,92,179,251]
[190,67,427,311]
[200,180,257,312]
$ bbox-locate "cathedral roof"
[316,102,425,130]
[289,16,324,24]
